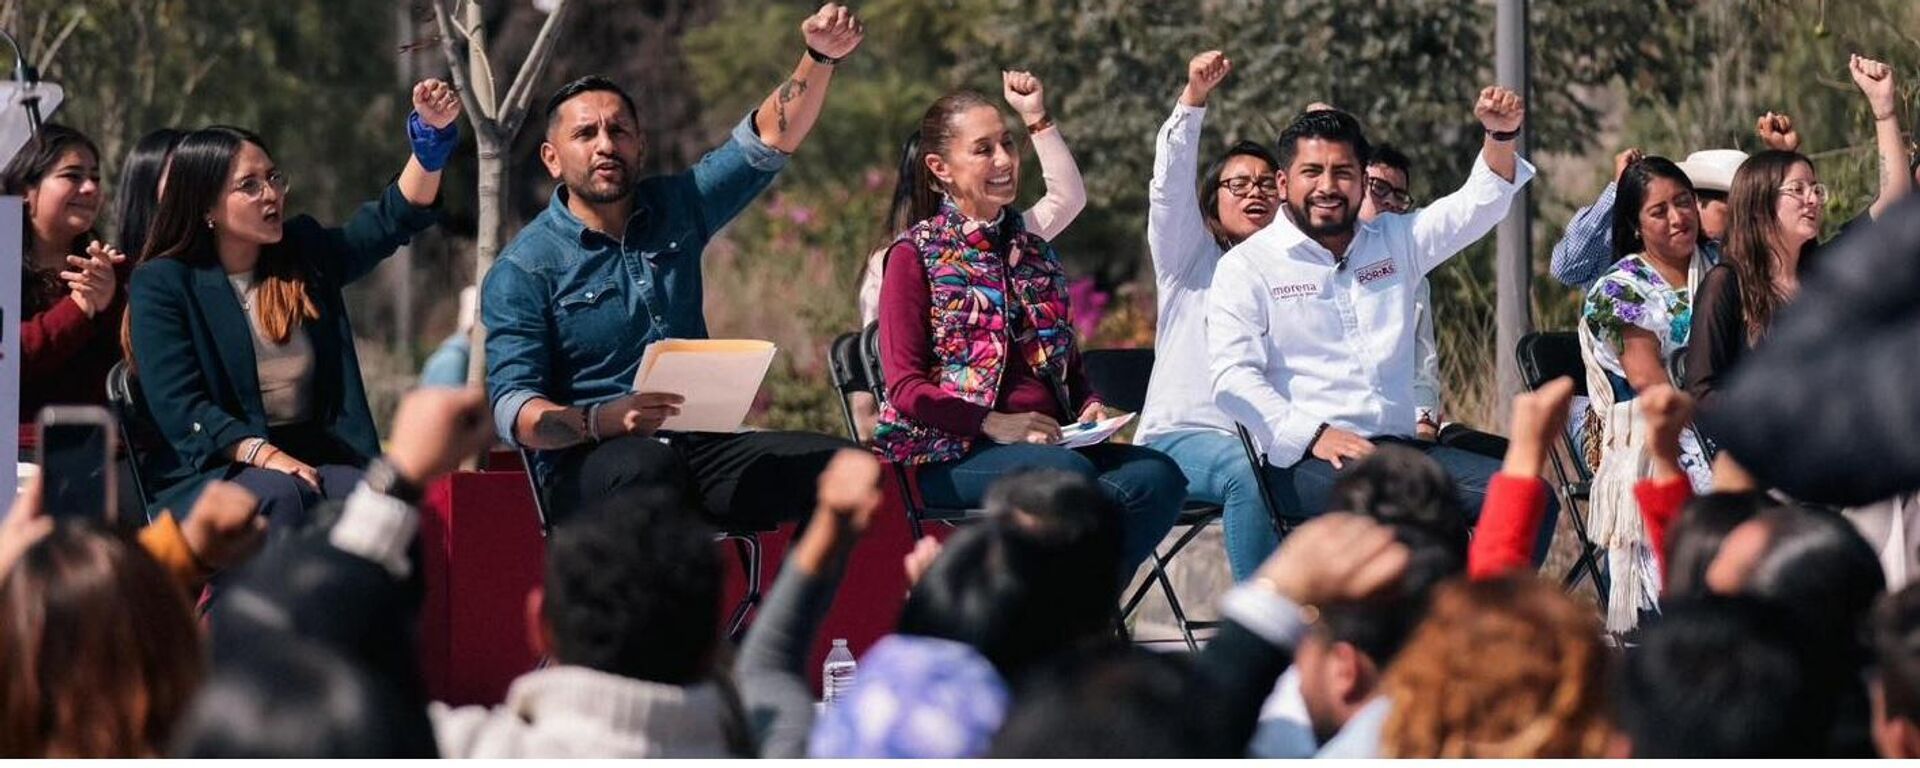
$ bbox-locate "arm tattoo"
[775,77,808,133]
[533,408,589,449]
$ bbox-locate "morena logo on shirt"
[1270,282,1319,300]
[1355,259,1398,286]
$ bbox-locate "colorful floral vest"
[872,203,1077,465]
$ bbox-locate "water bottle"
[822,638,857,704]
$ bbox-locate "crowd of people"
[3,1,1920,758]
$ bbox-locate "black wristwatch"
[806,45,843,65]
[364,457,425,506]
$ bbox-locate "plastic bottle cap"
[831,638,848,646]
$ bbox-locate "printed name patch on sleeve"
[1270,282,1320,300]
[1355,259,1398,285]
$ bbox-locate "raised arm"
[1469,377,1572,580]
[1407,86,1534,276]
[1848,54,1911,220]
[750,3,864,154]
[1148,51,1228,281]
[737,451,880,758]
[1550,149,1640,289]
[1003,71,1086,241]
[396,79,460,207]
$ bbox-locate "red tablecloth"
[417,461,932,705]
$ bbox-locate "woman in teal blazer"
[126,80,460,528]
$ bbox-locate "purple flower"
[1618,304,1646,325]
[1603,281,1625,299]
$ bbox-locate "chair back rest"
[1080,348,1156,414]
[103,360,156,520]
[1516,331,1588,397]
[858,321,889,403]
[828,330,870,397]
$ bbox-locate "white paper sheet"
[1055,412,1136,449]
[631,339,777,433]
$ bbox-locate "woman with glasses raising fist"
[1687,54,1910,417]
[1135,50,1290,581]
[124,79,460,530]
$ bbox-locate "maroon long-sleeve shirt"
[18,267,127,446]
[877,234,1097,438]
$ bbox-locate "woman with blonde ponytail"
[125,80,459,528]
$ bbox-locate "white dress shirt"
[1207,151,1535,465]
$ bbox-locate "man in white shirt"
[1207,86,1541,528]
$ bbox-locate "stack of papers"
[1055,412,1136,449]
[632,339,778,433]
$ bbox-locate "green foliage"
[13,0,402,228]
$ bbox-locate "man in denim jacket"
[483,5,865,527]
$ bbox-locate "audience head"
[910,90,1014,223]
[1611,155,1700,265]
[898,470,1121,679]
[808,635,1009,759]
[1707,505,1884,648]
[1661,491,1766,598]
[1361,143,1413,220]
[1379,574,1612,758]
[541,75,644,207]
[2,122,101,258]
[0,522,202,757]
[1616,595,1828,757]
[990,646,1211,757]
[536,488,719,686]
[1725,149,1821,337]
[1274,109,1371,242]
[137,126,316,349]
[1296,515,1461,743]
[114,127,187,263]
[1201,139,1279,247]
[1874,585,1920,758]
[1301,443,1469,745]
[170,634,436,758]
[1327,444,1470,555]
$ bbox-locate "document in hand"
[631,339,778,433]
[1055,412,1136,449]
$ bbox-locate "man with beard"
[482,4,865,527]
[1206,87,1534,524]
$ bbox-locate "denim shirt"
[484,111,788,478]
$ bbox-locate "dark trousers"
[544,430,856,530]
[217,421,366,539]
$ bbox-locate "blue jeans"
[913,442,1187,575]
[1149,429,1556,581]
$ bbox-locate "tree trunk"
[465,126,506,390]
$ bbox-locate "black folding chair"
[827,323,980,542]
[104,360,157,523]
[1516,331,1608,610]
[1082,348,1225,652]
[518,441,765,642]
[1234,424,1296,543]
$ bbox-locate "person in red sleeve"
[2,124,129,444]
[1470,377,1689,584]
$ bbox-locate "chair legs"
[1120,511,1222,653]
[722,532,763,643]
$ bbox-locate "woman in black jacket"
[126,79,459,527]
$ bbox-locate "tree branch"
[432,0,497,136]
[33,7,81,72]
[499,0,572,135]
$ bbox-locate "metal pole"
[1493,0,1531,429]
